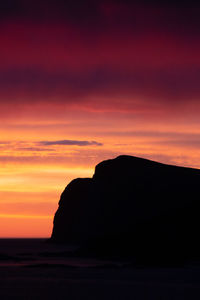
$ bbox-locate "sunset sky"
[0,0,200,237]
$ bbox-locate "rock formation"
[51,155,200,261]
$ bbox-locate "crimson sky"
[0,0,200,237]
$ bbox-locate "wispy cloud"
[39,140,103,146]
[16,147,54,152]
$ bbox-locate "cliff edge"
[51,155,200,261]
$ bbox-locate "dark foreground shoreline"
[1,239,200,299]
[2,264,200,300]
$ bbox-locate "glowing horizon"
[0,0,200,237]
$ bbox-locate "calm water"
[1,239,200,299]
[0,238,113,268]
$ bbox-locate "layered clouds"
[0,0,200,237]
[0,1,200,112]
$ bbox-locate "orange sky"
[1,107,200,237]
[0,1,200,237]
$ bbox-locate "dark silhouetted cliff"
[51,155,200,262]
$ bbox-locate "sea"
[0,238,102,268]
[0,238,200,299]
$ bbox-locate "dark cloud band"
[39,140,103,146]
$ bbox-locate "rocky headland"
[51,155,200,263]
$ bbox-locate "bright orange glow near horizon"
[1,111,200,237]
[0,1,200,237]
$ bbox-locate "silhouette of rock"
[51,155,200,263]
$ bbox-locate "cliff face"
[51,155,200,258]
